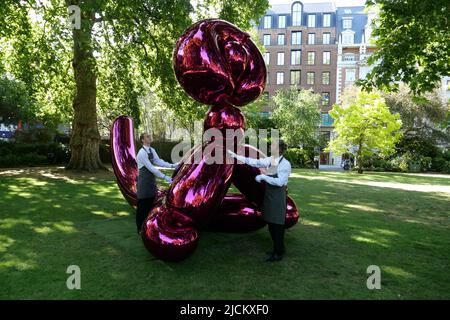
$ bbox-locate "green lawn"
[0,167,449,299]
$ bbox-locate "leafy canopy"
[327,89,403,167]
[358,0,450,94]
[271,87,322,147]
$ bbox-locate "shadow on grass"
[0,168,449,299]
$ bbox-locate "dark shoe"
[266,253,283,262]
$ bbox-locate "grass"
[0,166,449,299]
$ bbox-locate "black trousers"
[267,223,285,255]
[136,197,156,233]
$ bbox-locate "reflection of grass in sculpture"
[1,166,449,299]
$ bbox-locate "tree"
[358,0,450,94]
[383,84,449,146]
[0,0,269,171]
[327,89,402,173]
[271,88,322,147]
[0,75,31,124]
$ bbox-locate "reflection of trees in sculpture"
[111,20,299,261]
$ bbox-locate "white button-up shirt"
[235,154,291,187]
[136,146,175,179]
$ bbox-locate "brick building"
[256,1,377,166]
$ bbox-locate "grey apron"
[262,156,287,225]
[136,147,157,199]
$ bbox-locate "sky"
[269,0,367,7]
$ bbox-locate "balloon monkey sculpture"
[110,19,299,261]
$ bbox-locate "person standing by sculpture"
[228,140,292,262]
[136,132,178,234]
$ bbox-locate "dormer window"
[278,15,286,28]
[323,13,331,27]
[308,14,316,27]
[264,15,272,29]
[343,18,352,29]
[292,2,302,26]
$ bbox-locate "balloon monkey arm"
[137,148,168,180]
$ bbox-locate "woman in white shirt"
[136,132,178,234]
[228,140,291,262]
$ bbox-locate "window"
[343,53,355,62]
[343,18,352,29]
[277,34,285,45]
[291,50,301,65]
[264,52,270,65]
[345,69,356,83]
[308,33,315,44]
[276,72,284,85]
[323,51,331,65]
[290,70,301,85]
[342,33,354,44]
[263,34,270,46]
[322,72,330,85]
[277,52,285,65]
[307,52,315,65]
[292,3,302,26]
[321,92,330,105]
[291,31,302,45]
[307,72,315,85]
[323,13,331,27]
[278,15,286,28]
[307,14,316,27]
[264,16,272,29]
[323,32,331,44]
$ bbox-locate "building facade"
[257,1,376,166]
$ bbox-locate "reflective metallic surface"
[141,204,199,262]
[173,19,266,107]
[166,141,234,226]
[206,193,266,232]
[110,116,138,207]
[286,195,299,229]
[231,144,267,207]
[110,19,298,262]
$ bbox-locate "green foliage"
[383,84,449,145]
[0,76,31,124]
[358,0,450,94]
[242,94,274,129]
[272,88,322,147]
[0,0,270,131]
[283,148,314,168]
[326,89,402,173]
[0,141,70,167]
[394,135,440,159]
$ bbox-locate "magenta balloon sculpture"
[110,19,298,262]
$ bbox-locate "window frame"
[290,49,301,65]
[277,52,285,65]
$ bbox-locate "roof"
[268,2,336,14]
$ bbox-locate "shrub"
[284,148,314,168]
[0,142,70,167]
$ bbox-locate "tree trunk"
[356,136,363,174]
[66,3,105,171]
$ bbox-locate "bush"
[284,148,314,168]
[0,142,70,168]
